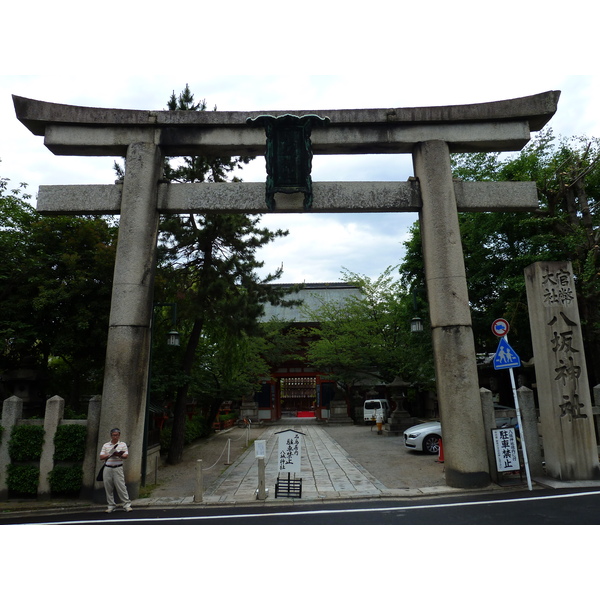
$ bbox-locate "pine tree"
[158,85,298,464]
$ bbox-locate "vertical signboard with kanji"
[277,430,303,474]
[492,428,520,472]
[274,429,305,498]
[524,261,600,480]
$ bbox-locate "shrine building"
[254,282,364,422]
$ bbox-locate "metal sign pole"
[492,321,533,491]
[506,337,532,491]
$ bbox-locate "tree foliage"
[164,85,253,184]
[401,129,600,384]
[0,170,117,405]
[150,85,300,464]
[302,268,435,395]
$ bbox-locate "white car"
[403,405,517,455]
[404,421,443,454]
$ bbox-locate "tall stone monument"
[524,261,600,480]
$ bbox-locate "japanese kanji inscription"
[525,261,600,480]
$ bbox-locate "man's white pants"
[103,466,131,509]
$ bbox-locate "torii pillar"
[413,140,489,486]
[13,91,560,496]
[99,142,163,500]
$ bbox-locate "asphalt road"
[5,488,600,525]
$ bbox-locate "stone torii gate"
[13,91,559,497]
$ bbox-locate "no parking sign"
[489,317,532,490]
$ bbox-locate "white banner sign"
[492,428,520,472]
[277,431,303,474]
[254,440,266,458]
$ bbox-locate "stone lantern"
[383,376,416,436]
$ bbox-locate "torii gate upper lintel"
[13,91,559,156]
[12,92,560,497]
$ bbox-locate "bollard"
[225,438,231,465]
[257,456,267,500]
[194,459,203,503]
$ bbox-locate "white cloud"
[256,212,416,282]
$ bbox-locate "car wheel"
[423,434,441,455]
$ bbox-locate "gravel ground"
[149,421,446,498]
[324,423,446,489]
[148,425,270,498]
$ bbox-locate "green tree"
[0,170,117,406]
[402,129,600,384]
[303,268,435,398]
[0,177,38,371]
[151,85,299,464]
[164,85,253,184]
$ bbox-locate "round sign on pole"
[492,318,510,337]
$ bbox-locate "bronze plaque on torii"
[247,114,329,210]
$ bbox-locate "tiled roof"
[260,282,362,323]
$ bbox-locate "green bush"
[159,425,173,450]
[7,464,39,495]
[48,465,83,495]
[159,414,210,449]
[63,407,87,419]
[8,424,45,461]
[218,412,236,422]
[53,424,87,462]
[185,414,210,443]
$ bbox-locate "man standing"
[99,428,132,513]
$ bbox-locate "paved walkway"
[206,425,387,502]
[138,422,462,507]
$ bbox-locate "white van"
[363,399,391,423]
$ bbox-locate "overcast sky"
[2,75,600,284]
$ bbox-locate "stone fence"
[481,386,543,482]
[483,384,600,482]
[0,394,100,501]
[593,385,600,454]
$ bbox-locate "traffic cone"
[437,438,444,463]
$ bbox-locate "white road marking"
[24,489,600,525]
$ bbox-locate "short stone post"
[517,386,544,478]
[593,385,600,453]
[81,395,101,500]
[194,460,203,503]
[38,395,65,500]
[480,388,498,483]
[0,396,24,501]
[257,457,267,500]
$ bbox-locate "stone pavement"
[204,424,392,503]
[136,420,485,508]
